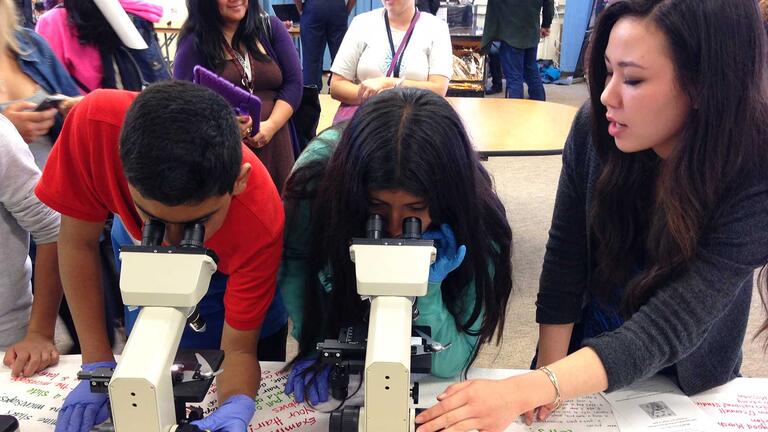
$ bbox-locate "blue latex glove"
[284,359,331,405]
[191,394,255,432]
[421,223,467,284]
[55,361,116,432]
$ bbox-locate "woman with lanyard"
[174,0,303,193]
[329,0,453,123]
[160,0,302,365]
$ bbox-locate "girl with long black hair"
[280,87,513,405]
[416,1,768,431]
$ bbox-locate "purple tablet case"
[193,65,262,136]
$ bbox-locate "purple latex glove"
[284,359,331,405]
[421,223,467,284]
[55,361,116,432]
[191,394,255,432]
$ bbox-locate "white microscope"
[79,219,222,432]
[319,215,443,432]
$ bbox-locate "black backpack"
[261,13,321,155]
[99,14,171,91]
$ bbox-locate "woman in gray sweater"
[0,114,62,377]
[415,1,768,431]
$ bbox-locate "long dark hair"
[587,0,768,313]
[284,88,513,367]
[179,0,270,69]
[64,0,121,53]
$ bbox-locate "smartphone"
[0,415,19,432]
[34,95,68,112]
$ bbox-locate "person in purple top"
[174,0,303,194]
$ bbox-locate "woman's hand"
[523,323,574,423]
[415,377,531,432]
[2,101,56,143]
[358,77,396,102]
[524,400,558,425]
[248,120,278,149]
[237,114,254,139]
[58,96,84,118]
[3,331,60,378]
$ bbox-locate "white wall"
[154,0,187,27]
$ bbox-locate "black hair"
[285,88,513,370]
[179,0,270,69]
[119,80,242,205]
[64,0,121,54]
[586,0,768,313]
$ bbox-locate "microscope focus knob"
[411,381,420,404]
[329,406,360,432]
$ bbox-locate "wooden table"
[154,21,182,67]
[318,95,578,157]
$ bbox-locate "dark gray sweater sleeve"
[537,104,768,393]
[536,104,591,324]
[585,181,768,391]
[583,167,768,393]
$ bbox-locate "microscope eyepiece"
[402,217,422,240]
[141,218,165,246]
[366,214,385,240]
[180,223,206,248]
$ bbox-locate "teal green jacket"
[279,128,484,378]
[481,0,555,50]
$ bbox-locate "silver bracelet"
[538,366,562,410]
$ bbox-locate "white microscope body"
[347,215,436,432]
[107,221,217,432]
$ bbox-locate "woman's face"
[368,189,431,237]
[217,0,248,26]
[600,17,692,158]
[381,0,416,16]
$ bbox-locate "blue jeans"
[110,217,288,352]
[499,42,545,101]
[300,0,348,90]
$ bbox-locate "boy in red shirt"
[36,81,285,432]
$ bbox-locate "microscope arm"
[363,296,414,431]
[110,306,189,431]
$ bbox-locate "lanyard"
[384,8,421,78]
[223,42,253,92]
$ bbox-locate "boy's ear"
[232,163,251,196]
